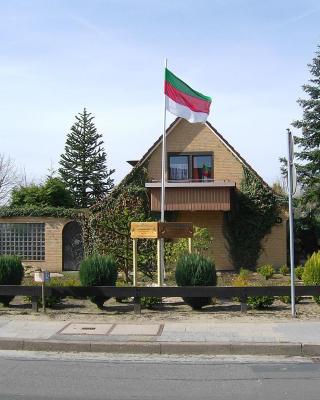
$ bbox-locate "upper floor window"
[168,153,213,181]
[0,223,45,261]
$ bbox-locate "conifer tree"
[59,108,115,208]
[293,46,320,210]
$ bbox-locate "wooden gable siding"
[147,119,244,187]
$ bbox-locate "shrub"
[140,296,161,309]
[279,295,302,304]
[26,276,82,308]
[295,265,304,280]
[239,268,251,280]
[279,265,289,276]
[175,253,216,310]
[247,296,274,309]
[302,251,320,304]
[79,254,117,309]
[257,264,274,280]
[0,256,24,306]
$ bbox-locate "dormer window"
[168,153,213,181]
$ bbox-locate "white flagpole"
[287,128,296,318]
[159,58,168,286]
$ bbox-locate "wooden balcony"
[145,181,235,212]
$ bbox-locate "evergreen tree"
[293,46,320,210]
[59,108,115,208]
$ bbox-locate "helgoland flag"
[164,68,212,123]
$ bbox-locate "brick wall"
[147,119,244,187]
[0,216,71,272]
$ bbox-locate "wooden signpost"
[130,222,193,286]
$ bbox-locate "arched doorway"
[62,221,84,271]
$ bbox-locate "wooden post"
[157,238,163,287]
[188,237,192,254]
[133,239,138,286]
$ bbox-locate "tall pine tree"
[59,108,115,208]
[293,46,320,210]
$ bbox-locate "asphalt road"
[0,351,320,400]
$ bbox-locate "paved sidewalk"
[0,317,320,356]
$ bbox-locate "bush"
[279,265,289,276]
[175,253,216,310]
[247,296,274,309]
[302,251,320,304]
[239,268,251,280]
[79,254,118,309]
[26,276,82,308]
[279,295,302,304]
[257,264,274,280]
[0,256,24,306]
[140,296,161,309]
[295,265,304,280]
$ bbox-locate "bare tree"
[0,154,19,205]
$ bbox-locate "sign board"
[131,222,159,239]
[34,271,50,283]
[131,222,193,239]
[158,222,193,239]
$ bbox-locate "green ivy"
[223,167,280,271]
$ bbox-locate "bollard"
[31,296,39,312]
[133,296,141,315]
[240,295,248,313]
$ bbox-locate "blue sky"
[1,0,319,185]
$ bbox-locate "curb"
[1,339,320,356]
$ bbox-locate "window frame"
[0,223,45,261]
[168,152,214,181]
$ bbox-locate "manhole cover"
[59,323,114,335]
[110,324,162,336]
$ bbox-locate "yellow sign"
[158,222,193,239]
[131,222,159,239]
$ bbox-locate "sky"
[1,0,319,186]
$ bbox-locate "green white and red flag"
[164,68,212,123]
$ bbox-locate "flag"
[164,68,212,123]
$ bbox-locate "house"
[129,117,286,271]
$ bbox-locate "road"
[0,351,320,399]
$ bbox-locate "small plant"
[295,265,304,280]
[79,254,118,309]
[279,295,302,304]
[279,265,289,276]
[239,268,251,280]
[175,253,217,310]
[0,255,24,306]
[302,251,320,304]
[257,264,275,280]
[247,296,274,309]
[140,296,161,309]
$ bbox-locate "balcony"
[145,180,235,212]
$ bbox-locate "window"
[192,155,212,181]
[168,155,189,180]
[168,154,213,181]
[0,223,45,261]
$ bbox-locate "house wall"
[0,216,71,272]
[147,119,244,187]
[146,120,287,270]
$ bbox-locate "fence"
[1,285,320,314]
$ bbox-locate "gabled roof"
[133,117,269,187]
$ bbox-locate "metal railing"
[1,285,320,314]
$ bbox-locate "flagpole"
[287,128,296,318]
[159,58,167,286]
